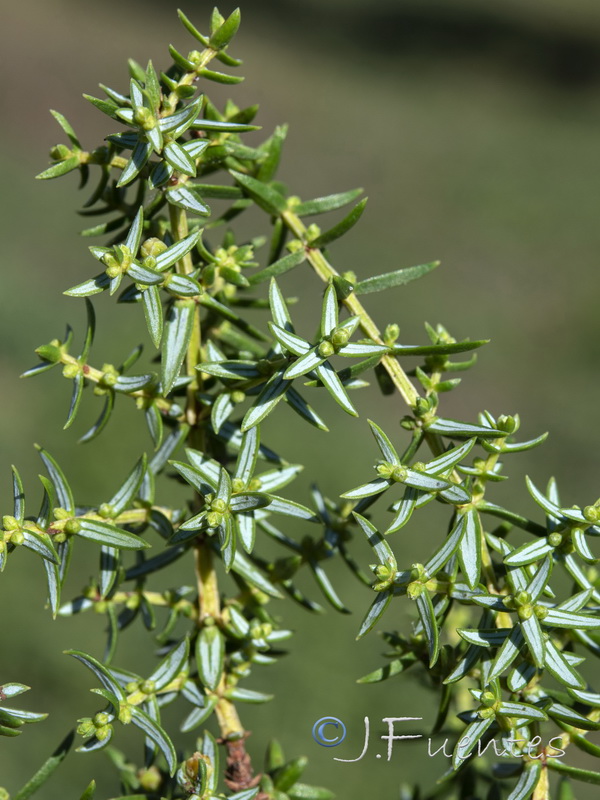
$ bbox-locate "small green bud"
[95,724,112,741]
[77,718,95,738]
[140,680,156,695]
[391,465,408,483]
[231,390,245,404]
[515,590,531,607]
[98,503,114,518]
[376,462,393,479]
[583,505,600,523]
[212,499,227,514]
[10,530,24,546]
[118,703,133,724]
[534,604,549,620]
[478,706,495,720]
[548,532,563,547]
[125,681,139,693]
[138,766,162,792]
[287,238,304,253]
[481,691,496,707]
[406,581,423,599]
[518,605,533,621]
[94,712,110,728]
[286,195,301,209]
[249,477,262,490]
[412,461,426,472]
[105,263,121,279]
[62,362,81,380]
[54,532,67,544]
[2,515,19,531]
[414,397,430,417]
[231,478,245,493]
[35,343,62,363]
[383,323,400,345]
[65,519,81,535]
[306,223,321,241]
[187,50,203,69]
[207,511,222,528]
[53,507,70,520]
[331,329,350,348]
[141,237,168,259]
[133,107,156,130]
[101,372,117,387]
[94,601,108,614]
[50,143,71,161]
[318,340,335,358]
[497,414,520,434]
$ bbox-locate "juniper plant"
[2,7,600,800]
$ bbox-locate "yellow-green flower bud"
[94,712,110,728]
[141,237,168,259]
[391,465,408,482]
[54,532,67,544]
[105,264,121,279]
[212,499,227,514]
[95,724,112,741]
[53,508,70,520]
[376,462,393,479]
[118,703,133,724]
[584,505,600,523]
[50,144,71,161]
[98,503,114,518]
[232,478,245,493]
[497,414,519,434]
[383,323,400,345]
[548,532,563,547]
[249,477,262,491]
[207,511,222,528]
[125,681,139,693]
[138,766,162,792]
[515,590,531,606]
[2,515,19,531]
[140,680,156,695]
[231,390,245,404]
[481,691,496,708]
[62,363,81,380]
[77,718,95,737]
[10,530,24,546]
[306,223,320,241]
[318,341,335,358]
[518,605,533,621]
[187,50,203,69]
[534,604,549,620]
[331,329,350,348]
[65,519,81,535]
[133,107,156,130]
[287,238,304,253]
[35,343,63,363]
[406,581,423,599]
[478,706,495,720]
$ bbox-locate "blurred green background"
[2,0,600,797]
